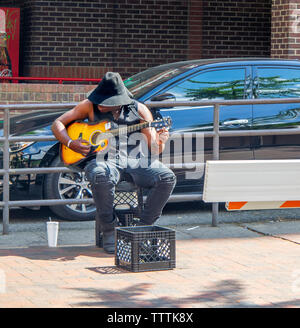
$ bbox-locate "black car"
[2,57,300,221]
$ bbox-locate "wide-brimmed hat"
[88,72,133,106]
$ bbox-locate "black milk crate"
[115,225,176,272]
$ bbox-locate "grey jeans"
[84,157,176,232]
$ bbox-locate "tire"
[44,155,96,221]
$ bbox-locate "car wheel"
[44,155,96,221]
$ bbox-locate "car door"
[252,65,300,159]
[146,66,254,191]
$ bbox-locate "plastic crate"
[115,225,176,272]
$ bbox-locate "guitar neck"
[110,121,150,136]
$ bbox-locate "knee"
[85,164,117,186]
[93,171,112,185]
[156,169,176,187]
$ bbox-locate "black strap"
[127,100,146,121]
[128,100,162,121]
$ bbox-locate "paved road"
[1,201,300,248]
[3,201,300,226]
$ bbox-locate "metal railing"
[0,76,101,84]
[2,97,300,234]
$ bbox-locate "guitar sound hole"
[90,132,101,145]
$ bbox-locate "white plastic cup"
[46,221,59,247]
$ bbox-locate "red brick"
[0,84,96,104]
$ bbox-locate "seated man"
[51,72,176,254]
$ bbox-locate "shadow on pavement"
[70,280,300,308]
[0,245,112,261]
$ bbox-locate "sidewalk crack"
[243,225,300,246]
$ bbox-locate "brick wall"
[202,0,271,58]
[0,83,96,104]
[16,0,189,79]
[0,0,273,82]
[271,0,300,60]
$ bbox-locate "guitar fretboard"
[109,121,150,137]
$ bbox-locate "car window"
[124,63,200,99]
[164,68,246,101]
[257,67,300,98]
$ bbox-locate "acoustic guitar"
[60,117,172,165]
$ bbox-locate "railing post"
[2,108,10,234]
[212,104,220,227]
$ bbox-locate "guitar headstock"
[150,116,172,129]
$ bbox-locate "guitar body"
[60,120,110,165]
[60,116,172,166]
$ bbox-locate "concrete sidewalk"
[0,218,300,308]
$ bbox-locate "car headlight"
[9,142,35,153]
